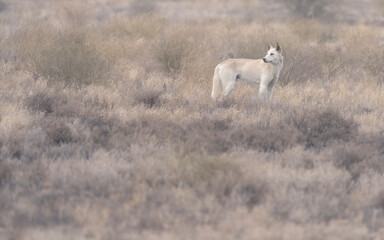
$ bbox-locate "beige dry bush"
[316,45,345,81]
[13,23,112,86]
[152,26,194,75]
[154,23,236,99]
[178,26,229,94]
[233,35,267,60]
[282,20,348,82]
[338,25,382,79]
[11,23,51,81]
[105,14,166,39]
[279,44,324,85]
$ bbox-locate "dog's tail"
[211,66,222,100]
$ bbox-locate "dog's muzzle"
[263,58,267,63]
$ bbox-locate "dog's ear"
[276,42,281,52]
[267,43,273,50]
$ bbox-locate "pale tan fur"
[211,43,283,101]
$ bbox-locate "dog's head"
[263,43,282,64]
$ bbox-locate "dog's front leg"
[266,79,277,101]
[222,82,235,100]
[258,82,268,102]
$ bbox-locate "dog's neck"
[274,56,283,71]
[270,56,283,79]
[271,56,284,70]
[277,56,283,66]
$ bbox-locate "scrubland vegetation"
[0,0,384,239]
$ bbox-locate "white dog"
[211,43,283,101]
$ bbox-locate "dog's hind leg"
[258,82,268,102]
[223,82,235,100]
[219,68,237,100]
[211,66,222,100]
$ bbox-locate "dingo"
[211,43,283,101]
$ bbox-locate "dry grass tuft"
[13,23,112,86]
[152,26,194,75]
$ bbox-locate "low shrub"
[88,115,187,150]
[278,45,324,86]
[240,181,268,210]
[331,144,368,180]
[290,109,358,148]
[231,121,302,152]
[24,89,85,117]
[89,117,132,150]
[24,91,55,114]
[43,118,74,145]
[152,26,194,75]
[13,24,112,86]
[175,155,268,208]
[133,89,163,108]
[183,118,232,153]
[332,133,384,179]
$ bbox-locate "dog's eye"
[270,53,274,55]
